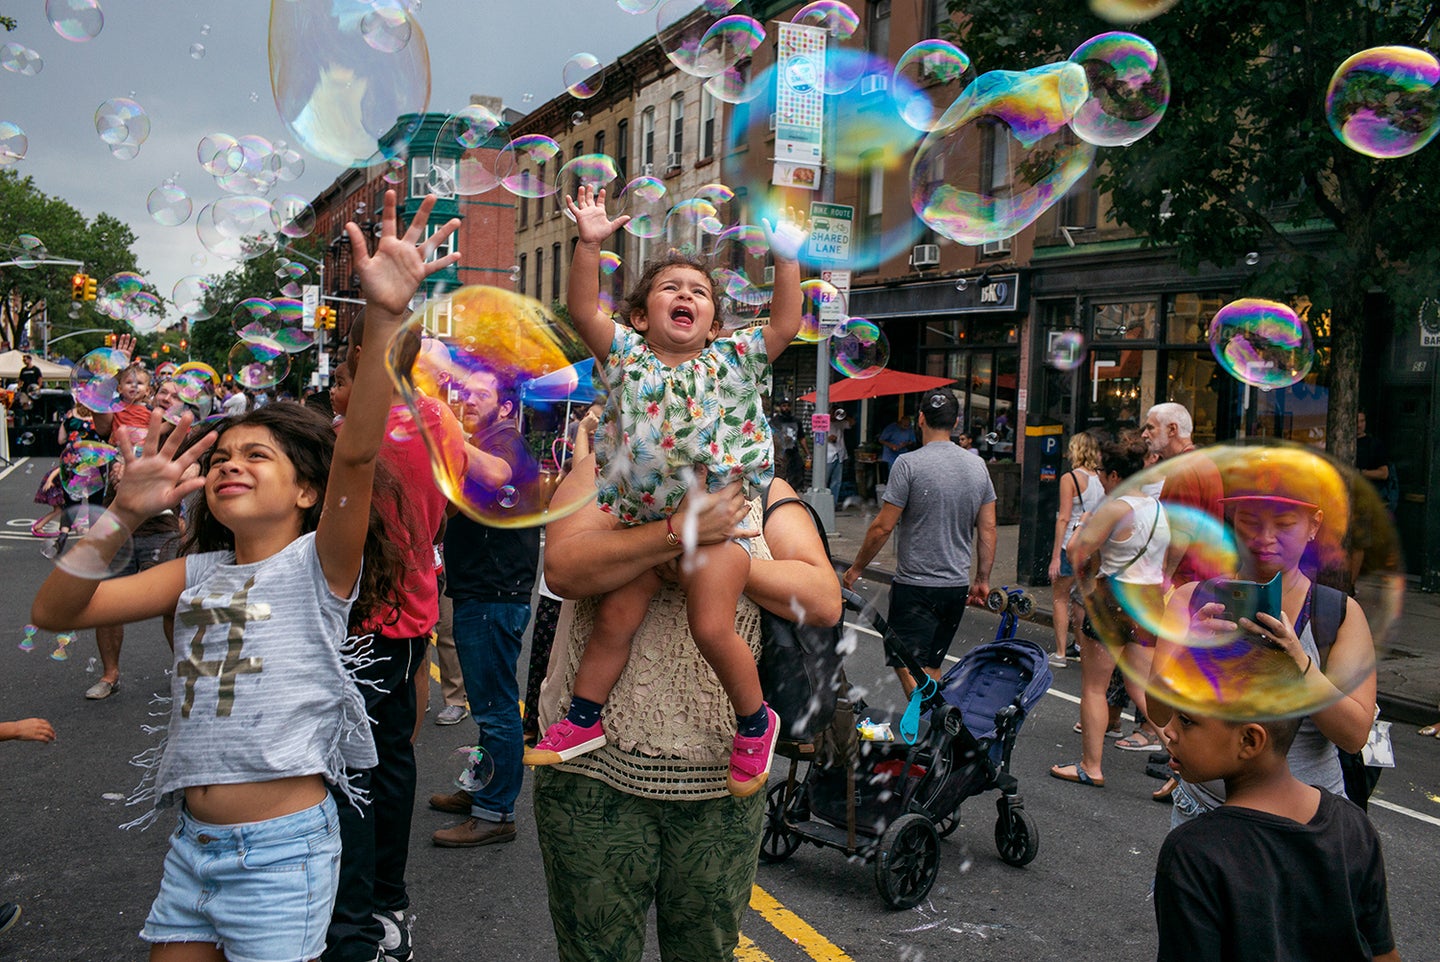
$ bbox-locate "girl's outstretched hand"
[348,189,461,317]
[568,185,630,245]
[110,409,214,527]
[761,208,810,262]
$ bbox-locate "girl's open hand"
[568,185,630,245]
[111,409,214,526]
[111,332,136,360]
[761,208,810,262]
[348,190,461,317]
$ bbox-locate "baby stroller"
[759,587,1052,909]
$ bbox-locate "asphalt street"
[1,453,1438,961]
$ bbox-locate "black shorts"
[885,581,970,670]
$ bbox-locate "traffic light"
[71,273,86,300]
[104,333,116,347]
[179,338,188,352]
[315,305,335,330]
[84,276,97,301]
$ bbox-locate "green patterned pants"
[533,766,764,962]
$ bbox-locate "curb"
[839,557,1436,726]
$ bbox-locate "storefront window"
[1093,300,1158,341]
[1165,351,1223,445]
[1166,292,1226,344]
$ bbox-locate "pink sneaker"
[523,718,607,766]
[727,705,780,798]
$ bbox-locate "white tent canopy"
[0,350,72,382]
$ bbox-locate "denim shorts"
[1057,546,1074,578]
[141,796,341,962]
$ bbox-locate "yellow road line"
[749,884,854,962]
[734,932,772,961]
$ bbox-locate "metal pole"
[801,29,838,534]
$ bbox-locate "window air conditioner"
[666,151,683,170]
[642,162,655,176]
[767,112,778,132]
[911,244,941,268]
[981,238,1011,256]
[859,74,888,96]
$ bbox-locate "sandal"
[1049,761,1104,788]
[1114,729,1162,752]
[1418,722,1440,738]
[1152,777,1178,802]
[1073,721,1123,739]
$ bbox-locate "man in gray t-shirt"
[844,389,997,694]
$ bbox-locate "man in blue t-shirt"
[876,413,916,484]
[843,389,996,694]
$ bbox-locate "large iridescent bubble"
[1078,444,1402,721]
[434,104,504,196]
[70,347,129,413]
[1206,298,1314,391]
[387,287,599,528]
[1088,0,1177,24]
[269,0,431,168]
[910,63,1095,246]
[1325,45,1440,160]
[892,40,970,132]
[1068,31,1170,147]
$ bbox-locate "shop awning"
[798,369,955,403]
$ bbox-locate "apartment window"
[594,130,606,163]
[424,223,453,264]
[925,0,949,40]
[410,156,455,197]
[535,172,545,223]
[979,120,1009,196]
[670,93,685,163]
[700,88,716,159]
[534,247,544,300]
[858,152,884,267]
[868,0,890,57]
[552,150,565,214]
[551,242,562,303]
[641,107,656,171]
[518,253,527,294]
[616,120,629,179]
[518,173,530,228]
[1056,150,1098,229]
[572,140,584,197]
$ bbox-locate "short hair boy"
[1154,698,1398,962]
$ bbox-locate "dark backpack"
[1310,584,1382,810]
[757,494,846,743]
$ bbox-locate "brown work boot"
[432,817,516,848]
[428,789,472,815]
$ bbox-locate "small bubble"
[200,23,211,36]
[1244,251,1260,266]
[249,91,259,103]
[190,42,206,60]
[571,110,585,127]
[86,657,98,674]
[339,496,348,507]
[522,92,535,103]
[497,485,518,508]
[955,277,968,291]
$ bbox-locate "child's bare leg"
[573,569,662,704]
[678,541,762,715]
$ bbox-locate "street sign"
[819,268,850,333]
[808,202,853,264]
[302,284,320,332]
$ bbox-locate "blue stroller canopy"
[940,638,1053,753]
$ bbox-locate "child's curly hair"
[620,250,720,324]
[178,402,408,627]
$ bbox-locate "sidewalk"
[828,504,1440,725]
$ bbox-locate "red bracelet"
[665,515,679,547]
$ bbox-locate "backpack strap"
[763,494,834,563]
[1309,583,1348,670]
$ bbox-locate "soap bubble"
[268,146,307,182]
[893,40,970,132]
[617,175,669,238]
[435,104,503,195]
[159,370,217,423]
[190,42,206,60]
[227,338,291,389]
[147,182,193,227]
[558,154,620,208]
[664,198,724,243]
[656,0,745,78]
[1068,32,1170,147]
[196,196,279,261]
[0,122,27,166]
[455,745,496,791]
[70,348,129,413]
[618,0,659,13]
[564,52,605,99]
[1325,46,1440,160]
[94,272,152,326]
[61,441,118,499]
[269,0,431,168]
[496,135,562,198]
[1,42,45,76]
[1088,0,1177,23]
[173,275,214,320]
[47,0,104,42]
[1245,251,1260,266]
[910,63,1096,246]
[232,297,282,340]
[792,1,870,95]
[271,326,316,354]
[1046,330,1086,370]
[360,5,412,53]
[12,234,48,269]
[711,224,772,320]
[94,98,150,156]
[174,361,222,389]
[275,194,316,238]
[198,132,244,177]
[830,318,888,378]
[47,505,135,581]
[698,18,767,102]
[387,286,599,528]
[791,0,858,38]
[1079,444,1402,721]
[799,278,846,342]
[1206,298,1314,391]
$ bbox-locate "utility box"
[1017,422,1065,585]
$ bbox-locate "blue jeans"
[452,599,531,822]
[827,459,844,502]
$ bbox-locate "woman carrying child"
[31,190,459,962]
[525,185,808,797]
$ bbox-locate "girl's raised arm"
[317,190,459,598]
[760,213,809,360]
[565,185,629,360]
[32,408,211,630]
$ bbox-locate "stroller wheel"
[985,588,1007,612]
[873,814,940,909]
[935,809,961,838]
[759,783,801,864]
[994,804,1039,867]
[1014,592,1035,616]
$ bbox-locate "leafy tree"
[0,171,149,358]
[948,0,1440,460]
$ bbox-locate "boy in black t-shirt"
[1154,699,1399,962]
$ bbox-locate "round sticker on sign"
[785,55,819,93]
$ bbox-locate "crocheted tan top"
[538,499,770,800]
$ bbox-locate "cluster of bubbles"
[0,42,44,76]
[147,174,193,227]
[1325,45,1440,160]
[222,292,323,387]
[387,286,600,528]
[1078,443,1402,721]
[60,440,118,499]
[47,0,104,42]
[94,272,163,333]
[1205,298,1314,391]
[8,233,50,269]
[269,0,431,168]
[94,97,150,160]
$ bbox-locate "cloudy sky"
[1,0,655,328]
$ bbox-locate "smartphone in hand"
[1196,571,1283,640]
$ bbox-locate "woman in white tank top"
[1050,440,1171,789]
[1048,431,1104,667]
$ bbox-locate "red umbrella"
[798,369,955,403]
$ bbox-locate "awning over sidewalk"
[798,369,955,403]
